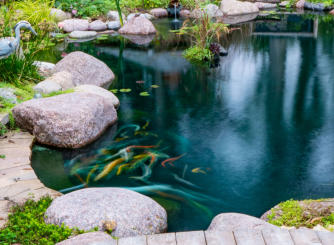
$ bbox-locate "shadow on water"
[32,13,334,231]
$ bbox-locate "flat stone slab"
[69,31,97,39]
[57,231,116,245]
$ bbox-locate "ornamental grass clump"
[175,11,228,64]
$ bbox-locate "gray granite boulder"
[69,31,97,39]
[12,93,117,148]
[33,61,56,77]
[33,80,62,94]
[45,188,167,237]
[55,51,115,88]
[296,0,305,8]
[107,11,126,22]
[0,88,17,104]
[221,13,258,24]
[59,19,89,33]
[56,232,116,245]
[255,2,277,9]
[50,8,69,22]
[208,213,280,231]
[127,13,154,21]
[220,0,259,15]
[74,85,120,109]
[107,21,121,30]
[40,71,74,90]
[150,8,168,18]
[191,4,223,18]
[180,9,191,18]
[119,16,156,35]
[89,20,107,31]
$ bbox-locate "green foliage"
[55,0,113,18]
[0,123,7,136]
[176,11,228,63]
[268,199,334,229]
[184,45,212,63]
[267,199,306,227]
[0,84,34,113]
[0,196,76,245]
[0,154,5,159]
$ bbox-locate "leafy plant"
[115,0,124,26]
[0,196,78,244]
[175,10,228,63]
[0,123,7,136]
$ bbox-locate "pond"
[32,12,334,232]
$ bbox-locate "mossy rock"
[261,198,334,229]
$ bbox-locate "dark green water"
[32,13,334,231]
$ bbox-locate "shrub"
[0,196,76,245]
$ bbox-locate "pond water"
[32,13,334,231]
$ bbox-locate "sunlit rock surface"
[13,93,117,148]
[45,188,167,237]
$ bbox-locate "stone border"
[0,131,61,228]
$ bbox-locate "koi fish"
[126,145,157,152]
[142,120,150,130]
[74,173,87,187]
[94,157,124,181]
[192,167,207,174]
[161,153,185,167]
[86,165,99,184]
[172,173,200,189]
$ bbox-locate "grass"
[267,199,334,229]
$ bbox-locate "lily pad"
[110,89,118,94]
[140,92,150,96]
[120,88,132,93]
[151,85,159,88]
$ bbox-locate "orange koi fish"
[94,158,124,181]
[161,153,186,168]
[125,145,157,152]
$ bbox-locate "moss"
[268,199,334,229]
[42,89,75,98]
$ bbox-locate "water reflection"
[33,14,334,231]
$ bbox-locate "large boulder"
[56,232,116,245]
[36,71,74,91]
[296,0,305,8]
[89,20,107,31]
[107,10,126,22]
[69,31,97,39]
[55,51,115,88]
[150,8,168,18]
[107,21,121,30]
[12,93,117,148]
[74,85,120,109]
[191,4,223,18]
[255,2,277,9]
[33,61,56,77]
[180,9,191,18]
[208,213,280,231]
[33,80,62,94]
[220,0,259,16]
[50,8,69,22]
[58,19,89,33]
[45,188,167,237]
[119,16,156,35]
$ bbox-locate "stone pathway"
[0,131,61,228]
[116,229,334,245]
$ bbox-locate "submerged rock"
[45,188,167,237]
[69,31,97,39]
[89,20,107,31]
[150,8,168,18]
[12,93,117,148]
[220,0,259,15]
[56,232,116,245]
[208,213,280,231]
[58,19,89,33]
[119,16,156,35]
[33,61,56,77]
[255,2,277,9]
[74,84,120,109]
[55,51,115,88]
